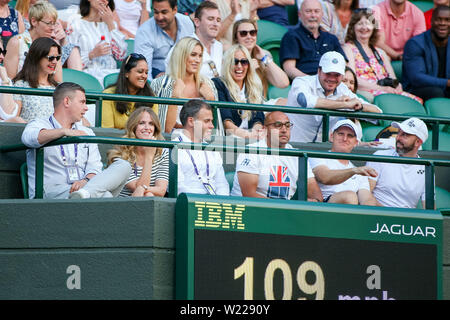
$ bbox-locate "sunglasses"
[266,121,293,129]
[238,29,257,37]
[0,49,6,55]
[125,53,146,66]
[46,55,61,62]
[353,7,373,14]
[234,58,249,66]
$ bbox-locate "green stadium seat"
[103,72,119,89]
[362,125,385,142]
[20,162,28,199]
[391,60,402,82]
[257,20,288,47]
[422,130,450,152]
[425,98,450,133]
[411,0,434,12]
[373,94,426,127]
[62,68,103,92]
[268,85,290,100]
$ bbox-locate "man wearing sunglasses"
[230,111,323,202]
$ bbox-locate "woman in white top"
[66,0,128,85]
[114,0,149,39]
[107,107,169,198]
[5,0,82,81]
[12,37,60,122]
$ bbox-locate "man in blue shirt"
[135,0,195,80]
[279,0,345,80]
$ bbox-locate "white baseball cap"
[319,51,346,75]
[391,117,428,143]
[331,119,362,141]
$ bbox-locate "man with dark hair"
[135,0,195,80]
[402,5,450,101]
[21,82,131,199]
[173,99,229,195]
[165,1,223,78]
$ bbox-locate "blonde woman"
[150,36,218,134]
[212,44,265,140]
[107,107,169,197]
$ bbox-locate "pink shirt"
[373,1,426,54]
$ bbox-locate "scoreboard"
[175,194,443,300]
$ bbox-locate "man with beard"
[402,5,450,101]
[366,117,431,208]
[231,111,323,201]
[135,0,195,80]
[279,0,346,80]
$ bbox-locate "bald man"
[231,111,323,201]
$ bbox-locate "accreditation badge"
[202,182,217,195]
[65,165,81,183]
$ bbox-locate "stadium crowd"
[0,0,447,209]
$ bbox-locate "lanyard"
[49,116,78,166]
[178,136,210,181]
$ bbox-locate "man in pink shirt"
[372,0,426,60]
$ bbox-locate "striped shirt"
[119,148,169,197]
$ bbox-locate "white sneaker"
[69,188,91,199]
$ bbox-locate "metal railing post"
[425,163,435,210]
[35,147,44,199]
[296,154,308,201]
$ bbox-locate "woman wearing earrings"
[107,107,169,197]
[102,53,158,129]
[212,43,265,140]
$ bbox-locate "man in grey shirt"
[135,0,195,80]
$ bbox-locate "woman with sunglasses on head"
[102,53,158,129]
[107,106,169,197]
[342,9,422,104]
[12,37,62,122]
[0,0,25,48]
[0,39,26,123]
[212,44,265,140]
[232,19,289,104]
[66,0,127,85]
[150,37,218,134]
[5,1,82,81]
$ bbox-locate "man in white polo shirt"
[366,117,431,208]
[286,51,381,142]
[231,111,323,201]
[165,1,223,78]
[310,119,378,205]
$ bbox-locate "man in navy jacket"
[402,5,450,101]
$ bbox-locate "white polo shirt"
[231,139,314,199]
[366,148,426,208]
[286,75,368,143]
[309,156,370,200]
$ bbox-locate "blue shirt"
[279,23,346,75]
[134,13,195,80]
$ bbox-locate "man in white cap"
[309,119,378,205]
[366,117,431,208]
[286,51,382,143]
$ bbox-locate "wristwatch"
[261,54,272,67]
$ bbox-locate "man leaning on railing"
[21,82,131,199]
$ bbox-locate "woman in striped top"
[107,106,169,197]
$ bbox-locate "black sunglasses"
[46,55,61,62]
[238,29,257,37]
[234,58,249,66]
[353,7,373,14]
[125,53,146,66]
[0,48,6,55]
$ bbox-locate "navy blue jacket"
[402,30,450,91]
